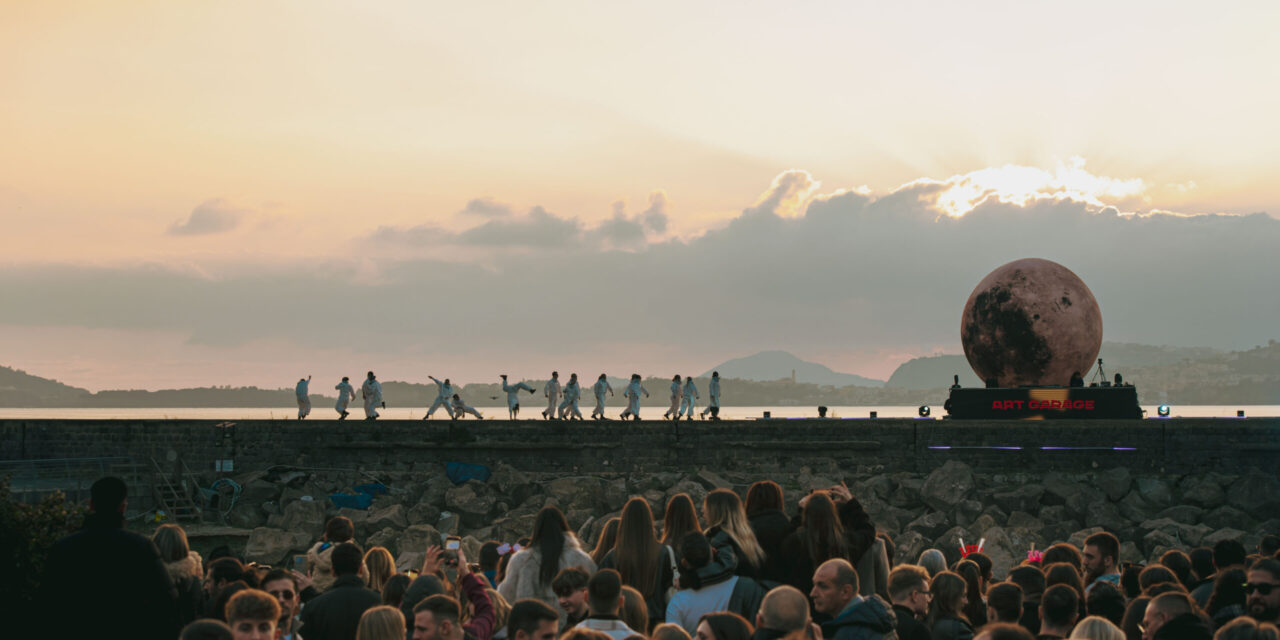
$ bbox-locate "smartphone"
[293,555,307,574]
[444,535,461,566]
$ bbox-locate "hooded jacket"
[820,595,899,640]
[498,533,597,610]
[1152,612,1213,640]
[165,550,206,625]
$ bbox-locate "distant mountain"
[0,366,91,406]
[702,351,884,387]
[884,355,983,389]
[1095,342,1224,370]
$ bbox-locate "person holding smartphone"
[415,541,497,640]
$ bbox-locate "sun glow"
[931,157,1148,218]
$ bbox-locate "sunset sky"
[3,1,1278,391]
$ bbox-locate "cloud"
[456,206,582,247]
[6,164,1277,382]
[169,199,247,236]
[458,197,514,218]
[640,191,670,234]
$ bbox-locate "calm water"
[1,405,1276,420]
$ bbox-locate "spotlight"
[918,405,931,417]
[869,411,877,418]
[1237,410,1245,418]
[1157,405,1170,417]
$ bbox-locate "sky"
[2,1,1278,391]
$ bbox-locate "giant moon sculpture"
[960,258,1103,387]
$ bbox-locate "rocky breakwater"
[229,460,1280,579]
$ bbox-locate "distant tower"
[791,369,796,384]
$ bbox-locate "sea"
[1,405,1276,420]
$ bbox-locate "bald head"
[758,586,810,632]
[817,559,859,591]
[811,559,860,616]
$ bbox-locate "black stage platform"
[945,384,1143,419]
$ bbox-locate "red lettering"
[1085,400,1094,409]
[993,401,1003,410]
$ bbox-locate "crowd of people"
[293,372,725,422]
[34,475,1280,640]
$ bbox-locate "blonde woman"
[152,523,204,626]
[702,489,766,579]
[356,606,406,640]
[1069,615,1125,640]
[364,546,396,594]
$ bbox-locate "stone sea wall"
[3,418,1278,578]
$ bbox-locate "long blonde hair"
[356,605,405,640]
[364,547,396,593]
[1069,616,1125,640]
[703,489,765,568]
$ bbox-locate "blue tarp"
[330,482,389,510]
[353,483,389,496]
[446,462,492,485]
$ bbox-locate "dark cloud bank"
[5,175,1277,362]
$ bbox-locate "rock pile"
[223,460,1279,578]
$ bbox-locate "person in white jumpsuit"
[425,375,456,420]
[700,371,721,420]
[679,375,699,421]
[500,374,536,419]
[361,371,383,420]
[295,375,312,419]
[558,373,583,420]
[620,374,649,421]
[542,371,561,420]
[450,394,484,420]
[663,375,684,420]
[334,376,355,420]
[591,373,614,420]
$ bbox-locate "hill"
[0,366,91,406]
[701,350,883,387]
[884,356,983,389]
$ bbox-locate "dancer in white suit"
[425,375,456,419]
[591,373,614,420]
[663,375,683,420]
[334,376,355,420]
[558,373,583,420]
[295,375,312,419]
[500,374,536,419]
[361,371,383,420]
[700,371,722,420]
[450,394,484,420]
[541,371,561,420]
[620,374,649,421]
[679,376,699,421]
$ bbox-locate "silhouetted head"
[713,371,719,378]
[599,373,607,380]
[444,378,451,385]
[367,371,375,379]
[674,375,681,382]
[452,394,460,400]
[552,371,558,378]
[342,376,349,382]
[90,476,128,515]
[570,373,578,381]
[631,374,640,380]
[501,374,508,380]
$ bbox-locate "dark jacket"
[780,499,879,595]
[299,574,382,640]
[707,526,761,579]
[749,508,795,585]
[1152,613,1213,640]
[600,546,675,629]
[37,512,179,640]
[820,595,898,640]
[892,604,932,640]
[930,615,973,640]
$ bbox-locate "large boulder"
[1135,478,1173,508]
[1085,502,1129,535]
[1007,511,1044,531]
[1202,528,1249,547]
[445,482,498,526]
[1153,505,1204,525]
[893,530,929,566]
[933,525,976,566]
[1139,518,1213,547]
[890,478,924,509]
[664,479,708,511]
[1068,527,1106,550]
[920,462,975,512]
[489,462,539,507]
[1201,505,1255,531]
[906,511,951,540]
[407,502,443,527]
[1227,472,1280,514]
[694,468,732,491]
[1094,468,1132,502]
[992,485,1044,514]
[1041,476,1089,519]
[548,476,607,513]
[277,498,327,535]
[367,504,409,531]
[245,527,311,565]
[978,525,1019,580]
[1179,476,1225,508]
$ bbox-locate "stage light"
[869,411,877,418]
[1157,405,1171,417]
[1237,410,1245,417]
[919,405,931,417]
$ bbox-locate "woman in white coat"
[497,506,597,615]
[663,375,683,420]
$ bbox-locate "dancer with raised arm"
[425,375,456,420]
[334,376,355,420]
[620,374,649,421]
[700,371,721,420]
[679,375,699,421]
[500,374,536,420]
[295,375,312,419]
[558,373,583,420]
[591,373,614,420]
[663,374,683,420]
[362,371,383,421]
[542,371,561,420]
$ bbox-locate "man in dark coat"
[812,559,898,640]
[299,542,382,640]
[37,477,179,640]
[887,566,933,640]
[1142,593,1212,640]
